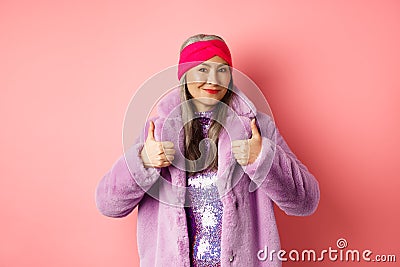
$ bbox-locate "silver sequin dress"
[185,110,223,267]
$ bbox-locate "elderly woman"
[96,34,320,267]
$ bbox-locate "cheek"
[186,83,201,98]
[219,73,231,88]
[219,89,229,100]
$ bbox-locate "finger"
[161,141,174,149]
[152,161,170,168]
[161,161,172,167]
[153,143,164,155]
[233,155,246,162]
[157,153,175,163]
[147,121,156,141]
[232,151,249,160]
[155,143,173,155]
[250,118,261,139]
[232,151,240,160]
[154,150,173,158]
[163,148,176,155]
[144,156,171,168]
[231,139,246,147]
[155,154,168,161]
[237,158,248,166]
[157,157,172,167]
[232,146,247,154]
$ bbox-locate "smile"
[203,89,220,94]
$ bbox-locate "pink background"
[1,0,399,266]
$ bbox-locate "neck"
[193,104,215,112]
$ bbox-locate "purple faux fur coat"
[95,87,320,267]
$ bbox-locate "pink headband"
[177,39,232,80]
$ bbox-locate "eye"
[198,67,208,72]
[218,67,228,72]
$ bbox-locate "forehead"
[201,56,228,65]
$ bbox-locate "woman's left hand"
[231,119,262,166]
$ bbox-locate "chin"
[200,98,221,107]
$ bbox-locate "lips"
[203,89,220,94]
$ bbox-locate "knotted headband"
[177,39,232,80]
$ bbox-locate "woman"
[96,34,320,267]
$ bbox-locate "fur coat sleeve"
[242,112,320,216]
[95,119,161,218]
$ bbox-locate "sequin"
[186,110,223,267]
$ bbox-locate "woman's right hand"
[140,121,175,168]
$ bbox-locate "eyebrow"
[199,62,229,67]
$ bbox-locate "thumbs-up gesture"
[140,121,175,168]
[231,119,262,166]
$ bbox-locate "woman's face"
[185,56,231,112]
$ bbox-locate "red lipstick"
[204,89,220,94]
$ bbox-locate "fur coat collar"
[151,86,259,202]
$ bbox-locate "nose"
[206,69,219,85]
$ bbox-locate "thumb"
[250,118,260,139]
[146,121,156,141]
